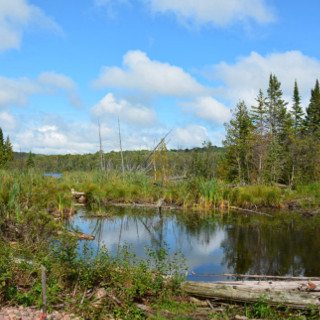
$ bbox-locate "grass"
[1,169,319,219]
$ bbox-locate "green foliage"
[0,235,187,319]
[26,151,35,168]
[0,128,14,168]
[305,79,320,133]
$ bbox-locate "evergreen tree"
[303,80,320,181]
[223,101,253,184]
[4,136,14,163]
[0,128,5,167]
[251,89,268,183]
[288,81,304,185]
[305,79,320,133]
[266,74,288,139]
[291,80,304,135]
[26,151,35,168]
[265,74,289,182]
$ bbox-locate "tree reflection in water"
[71,207,320,279]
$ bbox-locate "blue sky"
[0,0,320,154]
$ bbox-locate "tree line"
[222,74,320,185]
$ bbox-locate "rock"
[78,195,86,204]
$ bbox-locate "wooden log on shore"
[181,281,320,309]
[192,273,320,281]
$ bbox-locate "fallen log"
[181,281,320,310]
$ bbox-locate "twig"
[206,299,214,310]
[80,287,87,305]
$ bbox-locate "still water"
[70,206,320,281]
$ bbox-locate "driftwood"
[181,281,320,309]
[230,206,273,217]
[192,273,320,281]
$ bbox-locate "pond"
[44,173,62,178]
[70,206,320,282]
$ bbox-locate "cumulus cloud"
[212,51,320,107]
[14,118,114,154]
[0,0,62,52]
[38,72,83,108]
[0,72,82,110]
[181,96,231,125]
[172,125,209,148]
[93,50,210,98]
[91,93,157,127]
[143,0,274,27]
[0,76,40,108]
[0,111,16,130]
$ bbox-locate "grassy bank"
[1,170,320,218]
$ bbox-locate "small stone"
[235,316,248,320]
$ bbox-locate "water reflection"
[70,207,320,281]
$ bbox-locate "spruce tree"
[223,101,253,184]
[303,80,320,181]
[4,136,14,163]
[305,79,320,133]
[266,74,288,139]
[251,89,268,183]
[26,151,35,168]
[0,128,6,167]
[288,81,304,185]
[265,74,289,182]
[291,80,304,135]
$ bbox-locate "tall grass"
[0,169,318,221]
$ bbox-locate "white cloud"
[0,72,82,109]
[212,51,320,107]
[38,72,82,108]
[0,111,16,130]
[0,76,40,108]
[182,96,231,125]
[91,93,157,127]
[0,0,62,52]
[143,0,274,27]
[15,120,111,154]
[93,50,210,98]
[38,72,76,91]
[172,125,209,148]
